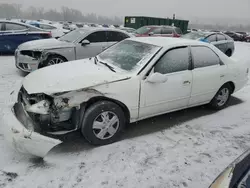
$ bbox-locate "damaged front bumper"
[3,102,62,158]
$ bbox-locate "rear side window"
[106,31,129,42]
[154,47,189,74]
[162,28,173,34]
[191,46,220,68]
[151,28,161,34]
[85,31,107,43]
[0,23,2,31]
[206,34,217,42]
[217,34,226,41]
[5,23,27,31]
[175,28,182,34]
[40,24,56,30]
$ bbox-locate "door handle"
[183,81,191,85]
[220,75,225,78]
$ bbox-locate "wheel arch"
[38,52,68,68]
[222,81,235,94]
[84,96,131,124]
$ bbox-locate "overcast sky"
[1,0,250,20]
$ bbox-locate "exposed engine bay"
[18,87,80,134]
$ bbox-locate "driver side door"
[139,46,193,119]
[75,31,107,59]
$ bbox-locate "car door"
[139,46,193,119]
[106,31,129,49]
[75,31,107,59]
[215,34,228,53]
[189,46,228,106]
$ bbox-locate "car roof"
[128,37,206,47]
[78,27,130,34]
[142,25,179,29]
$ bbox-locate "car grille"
[18,63,29,70]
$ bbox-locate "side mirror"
[146,72,168,83]
[148,32,154,36]
[81,39,90,46]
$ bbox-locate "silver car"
[182,31,235,57]
[15,27,131,72]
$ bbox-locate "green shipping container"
[124,16,189,33]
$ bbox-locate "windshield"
[181,32,207,39]
[98,40,160,72]
[134,26,152,34]
[59,29,85,42]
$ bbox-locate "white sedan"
[3,37,249,157]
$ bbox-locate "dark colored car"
[210,150,250,188]
[134,25,182,38]
[224,31,244,41]
[236,32,249,42]
[182,31,235,57]
[0,20,51,54]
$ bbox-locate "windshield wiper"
[94,56,116,72]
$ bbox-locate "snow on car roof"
[128,37,206,47]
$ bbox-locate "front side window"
[134,26,151,35]
[5,23,27,31]
[85,31,106,43]
[98,40,160,71]
[106,31,129,42]
[151,28,162,34]
[154,47,190,74]
[206,34,217,42]
[191,46,221,68]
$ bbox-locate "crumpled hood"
[18,38,75,50]
[22,59,130,95]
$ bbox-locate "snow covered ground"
[0,42,250,188]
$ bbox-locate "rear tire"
[225,49,232,57]
[81,101,126,145]
[209,84,232,110]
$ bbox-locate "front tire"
[209,84,232,110]
[81,101,126,145]
[40,55,65,68]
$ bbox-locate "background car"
[27,21,70,38]
[236,31,248,41]
[133,25,182,37]
[15,27,131,72]
[182,31,235,57]
[210,149,250,188]
[0,20,52,54]
[223,31,244,41]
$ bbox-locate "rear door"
[215,34,228,53]
[189,46,228,106]
[76,31,107,59]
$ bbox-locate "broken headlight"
[20,50,42,60]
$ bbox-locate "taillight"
[40,32,52,38]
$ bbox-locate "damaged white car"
[4,37,248,157]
